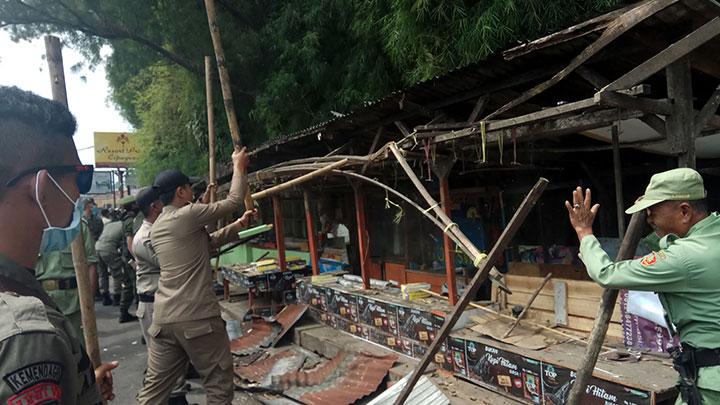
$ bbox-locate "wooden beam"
[612,126,626,239]
[361,127,383,174]
[272,195,287,272]
[467,94,489,123]
[394,121,411,137]
[439,176,458,305]
[602,17,720,93]
[394,178,548,405]
[503,4,636,61]
[483,0,679,120]
[566,212,647,405]
[594,91,672,115]
[354,186,369,289]
[695,84,720,137]
[666,58,696,168]
[303,191,319,276]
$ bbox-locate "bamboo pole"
[206,56,217,203]
[45,35,102,369]
[502,273,553,338]
[204,0,254,212]
[566,211,646,404]
[387,143,509,293]
[251,159,348,200]
[394,178,548,405]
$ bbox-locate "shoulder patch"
[3,362,63,394]
[640,250,667,267]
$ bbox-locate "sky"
[0,31,132,165]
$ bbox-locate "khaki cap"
[625,168,706,214]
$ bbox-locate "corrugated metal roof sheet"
[367,373,449,405]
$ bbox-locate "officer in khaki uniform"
[567,168,720,404]
[133,187,189,404]
[35,218,98,340]
[137,148,253,404]
[96,207,137,322]
[0,85,115,403]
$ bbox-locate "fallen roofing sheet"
[235,349,306,388]
[229,318,281,356]
[277,350,397,405]
[367,373,449,405]
[229,304,308,356]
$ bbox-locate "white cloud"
[0,32,133,165]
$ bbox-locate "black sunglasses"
[5,165,95,194]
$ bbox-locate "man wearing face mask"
[0,86,117,403]
[137,152,254,404]
[566,168,720,404]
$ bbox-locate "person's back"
[95,220,123,253]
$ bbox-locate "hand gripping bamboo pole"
[394,178,548,405]
[566,211,646,404]
[45,35,102,368]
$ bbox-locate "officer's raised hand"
[232,147,250,172]
[565,186,600,241]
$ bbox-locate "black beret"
[135,187,159,209]
[153,170,190,194]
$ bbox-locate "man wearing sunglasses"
[0,86,117,403]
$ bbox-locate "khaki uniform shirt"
[151,171,245,324]
[0,254,101,404]
[580,212,720,393]
[95,220,123,254]
[133,219,160,295]
[35,220,98,317]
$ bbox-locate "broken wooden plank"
[484,0,679,120]
[361,127,384,174]
[393,178,548,405]
[503,273,553,338]
[602,17,720,93]
[467,94,489,123]
[594,91,672,115]
[554,281,568,326]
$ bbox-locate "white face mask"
[35,172,82,253]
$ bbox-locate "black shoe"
[119,312,138,323]
[112,294,120,307]
[168,395,189,405]
[102,292,112,306]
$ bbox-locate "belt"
[42,278,78,291]
[138,293,155,303]
[683,344,720,368]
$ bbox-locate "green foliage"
[1,0,625,175]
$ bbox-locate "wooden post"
[303,190,319,275]
[44,35,102,368]
[394,178,548,405]
[666,57,695,168]
[439,176,457,305]
[566,211,647,405]
[354,186,370,289]
[206,56,217,203]
[612,126,625,239]
[272,195,287,271]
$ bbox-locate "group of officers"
[2,87,720,404]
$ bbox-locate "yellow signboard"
[94,132,140,168]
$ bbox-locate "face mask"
[35,172,83,253]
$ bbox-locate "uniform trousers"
[137,316,232,404]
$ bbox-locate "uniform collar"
[0,253,47,296]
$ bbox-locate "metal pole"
[44,35,102,369]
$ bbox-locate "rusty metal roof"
[277,351,398,405]
[235,349,306,388]
[229,318,281,356]
[271,304,308,346]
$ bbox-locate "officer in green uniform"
[96,200,137,323]
[566,168,720,405]
[120,195,140,306]
[35,218,98,340]
[0,85,116,402]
